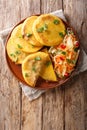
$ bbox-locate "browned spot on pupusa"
[41,15,53,21]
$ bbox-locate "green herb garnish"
[35,56,41,61]
[25,73,29,77]
[43,24,48,31]
[18,35,23,38]
[37,27,44,33]
[31,44,35,48]
[10,53,16,57]
[66,59,72,63]
[55,50,66,55]
[45,61,51,67]
[26,33,32,37]
[37,24,48,33]
[74,48,79,52]
[62,51,66,55]
[10,53,18,62]
[72,60,76,64]
[15,51,21,55]
[66,59,75,64]
[17,44,22,49]
[65,29,68,34]
[53,19,60,25]
[59,32,64,38]
[32,66,36,72]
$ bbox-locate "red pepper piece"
[60,56,64,61]
[75,41,79,48]
[64,72,69,77]
[60,44,66,49]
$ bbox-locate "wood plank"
[42,88,64,130]
[0,0,21,30]
[21,95,42,130]
[41,1,64,130]
[20,1,42,130]
[83,71,87,130]
[0,0,21,130]
[63,0,87,129]
[63,0,87,53]
[20,0,41,20]
[64,74,87,130]
[41,0,62,13]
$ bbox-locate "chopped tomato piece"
[60,56,65,61]
[60,44,66,49]
[74,41,79,47]
[64,72,69,77]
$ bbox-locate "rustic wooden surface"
[0,0,87,130]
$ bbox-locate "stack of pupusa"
[7,14,79,87]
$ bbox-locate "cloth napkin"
[0,9,87,101]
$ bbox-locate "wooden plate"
[5,16,80,89]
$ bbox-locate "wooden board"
[0,1,21,130]
[0,0,87,130]
[63,0,87,129]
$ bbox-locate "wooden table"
[0,0,87,130]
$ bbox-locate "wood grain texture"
[0,32,21,130]
[0,0,21,130]
[41,0,62,13]
[21,95,42,130]
[0,0,87,130]
[63,0,87,53]
[0,0,21,30]
[63,0,87,129]
[42,88,64,130]
[20,0,41,19]
[64,75,86,130]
